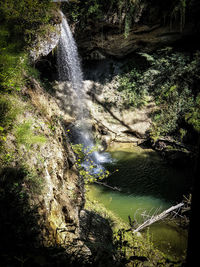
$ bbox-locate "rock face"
[79,209,114,266]
[77,24,186,59]
[85,79,154,145]
[0,77,115,265]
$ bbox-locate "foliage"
[117,68,148,108]
[71,143,110,184]
[148,49,200,138]
[15,121,46,149]
[0,1,56,93]
[0,95,16,130]
[0,26,40,92]
[185,93,200,132]
[64,0,140,36]
[0,0,55,44]
[62,0,103,23]
[117,49,200,140]
[0,94,23,144]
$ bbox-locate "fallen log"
[133,203,184,233]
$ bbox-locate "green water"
[87,143,192,260]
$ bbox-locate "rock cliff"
[0,76,114,265]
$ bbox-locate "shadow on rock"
[0,167,81,266]
[80,209,117,267]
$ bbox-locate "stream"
[87,143,192,260]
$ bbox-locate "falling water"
[57,11,110,169]
[57,12,85,118]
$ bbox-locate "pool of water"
[87,143,192,260]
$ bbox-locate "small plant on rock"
[71,143,110,184]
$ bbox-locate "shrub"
[117,68,148,108]
[185,93,200,132]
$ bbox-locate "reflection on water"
[87,143,192,260]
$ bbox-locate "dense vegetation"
[0,0,59,143]
[65,0,192,37]
[117,49,200,142]
[0,0,199,266]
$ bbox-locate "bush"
[148,50,200,137]
[185,93,200,132]
[117,68,148,108]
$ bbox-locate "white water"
[57,12,110,169]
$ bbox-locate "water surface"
[87,143,192,260]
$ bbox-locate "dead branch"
[133,203,184,233]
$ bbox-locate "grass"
[15,121,46,149]
[0,94,25,148]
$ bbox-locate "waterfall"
[57,11,110,171]
[57,12,85,119]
